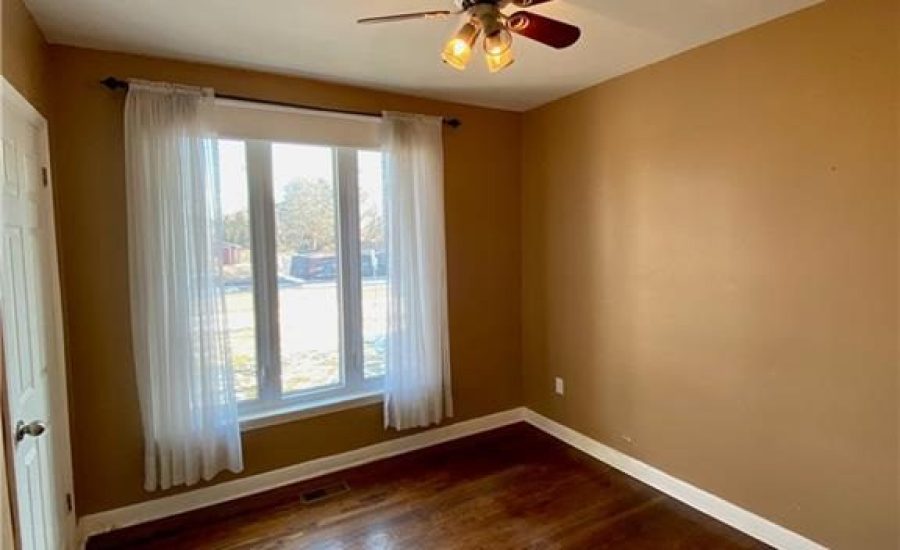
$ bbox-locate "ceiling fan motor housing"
[457,0,510,11]
[459,1,507,38]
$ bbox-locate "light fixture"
[441,22,480,71]
[440,6,522,74]
[472,9,514,74]
[485,46,515,73]
[482,24,514,73]
[483,27,512,56]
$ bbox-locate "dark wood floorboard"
[88,423,769,549]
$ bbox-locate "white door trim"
[1,326,19,550]
[1,76,77,550]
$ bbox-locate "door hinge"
[41,167,49,188]
[65,493,73,514]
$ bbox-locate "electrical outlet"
[554,377,565,395]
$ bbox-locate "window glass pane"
[219,139,258,401]
[272,143,342,393]
[358,150,387,379]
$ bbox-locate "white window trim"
[232,137,385,426]
[240,391,383,432]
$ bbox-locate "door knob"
[15,420,47,443]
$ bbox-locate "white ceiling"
[25,0,822,112]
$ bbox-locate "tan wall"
[1,0,52,545]
[2,0,49,115]
[47,45,522,516]
[521,0,899,548]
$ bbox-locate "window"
[215,102,386,419]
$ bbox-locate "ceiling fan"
[358,0,581,73]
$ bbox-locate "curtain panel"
[124,80,243,491]
[381,112,453,430]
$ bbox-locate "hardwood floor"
[88,423,769,549]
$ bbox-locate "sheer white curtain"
[381,112,453,430]
[125,80,243,491]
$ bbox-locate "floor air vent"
[301,480,350,504]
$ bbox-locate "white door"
[1,81,75,549]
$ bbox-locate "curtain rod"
[100,77,462,129]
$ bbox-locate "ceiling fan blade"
[357,10,453,25]
[506,11,581,49]
[511,0,555,6]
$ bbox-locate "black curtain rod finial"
[101,76,128,90]
[99,76,461,128]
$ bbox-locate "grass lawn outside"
[224,278,387,402]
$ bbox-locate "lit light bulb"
[483,28,513,56]
[442,22,480,71]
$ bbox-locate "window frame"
[224,136,386,421]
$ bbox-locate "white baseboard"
[522,409,826,550]
[76,407,527,546]
[78,407,826,550]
